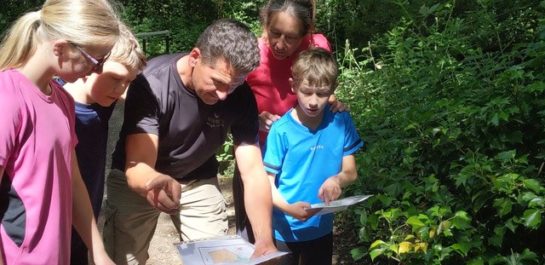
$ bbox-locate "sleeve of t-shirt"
[122,74,161,136]
[0,77,20,166]
[342,112,364,156]
[52,80,78,148]
[263,121,287,175]
[230,83,259,145]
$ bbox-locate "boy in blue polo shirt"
[263,47,364,265]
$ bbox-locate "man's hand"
[251,238,278,259]
[144,174,181,214]
[258,111,281,132]
[318,176,342,204]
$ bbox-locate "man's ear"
[188,48,201,67]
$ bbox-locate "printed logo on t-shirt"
[206,113,224,128]
[310,145,324,151]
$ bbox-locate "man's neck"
[177,54,194,91]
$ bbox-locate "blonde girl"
[0,0,120,264]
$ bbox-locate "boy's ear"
[289,78,295,93]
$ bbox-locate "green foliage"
[337,0,545,264]
[116,0,219,56]
[0,0,42,36]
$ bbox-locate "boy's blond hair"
[291,47,337,91]
[108,22,146,72]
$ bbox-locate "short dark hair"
[196,19,259,74]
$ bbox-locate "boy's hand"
[286,202,314,221]
[258,111,281,132]
[318,176,342,204]
[144,174,181,214]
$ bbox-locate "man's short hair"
[196,19,259,74]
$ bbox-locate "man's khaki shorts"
[103,169,227,265]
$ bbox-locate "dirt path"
[143,177,235,265]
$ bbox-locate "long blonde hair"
[0,0,120,70]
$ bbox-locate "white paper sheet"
[176,235,288,265]
[306,194,373,215]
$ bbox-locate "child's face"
[57,42,113,83]
[87,61,138,107]
[293,80,333,118]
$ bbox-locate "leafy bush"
[336,1,545,264]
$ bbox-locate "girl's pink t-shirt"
[246,34,331,145]
[0,69,77,265]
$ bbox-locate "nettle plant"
[337,1,545,264]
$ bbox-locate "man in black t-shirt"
[103,19,276,264]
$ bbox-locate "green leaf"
[496,150,516,162]
[505,217,518,233]
[490,113,499,126]
[370,240,386,249]
[451,241,470,256]
[468,257,484,265]
[493,198,513,217]
[369,248,385,261]
[406,215,426,228]
[350,247,366,261]
[452,211,471,230]
[488,226,505,247]
[523,179,543,193]
[522,209,542,229]
[529,197,545,208]
[521,192,538,204]
[519,248,539,261]
[493,173,519,193]
[525,81,545,93]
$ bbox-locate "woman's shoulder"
[309,33,331,51]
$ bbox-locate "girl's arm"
[71,151,114,265]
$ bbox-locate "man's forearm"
[244,174,273,242]
[125,162,163,195]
